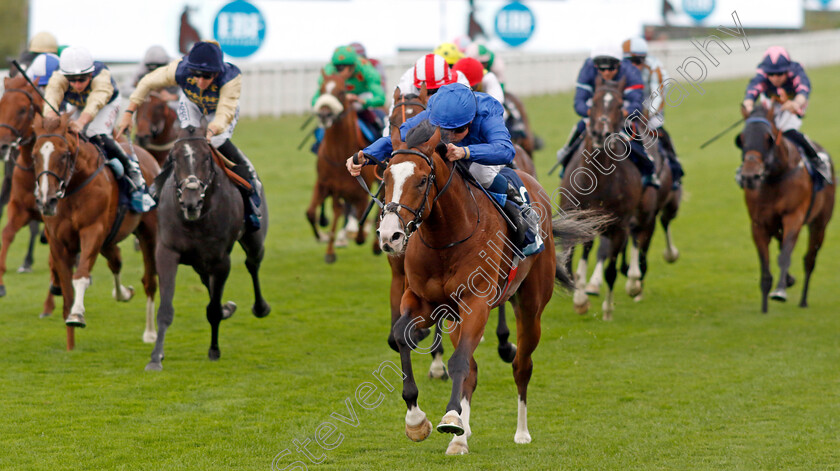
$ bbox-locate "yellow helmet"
[29,31,58,54]
[433,42,463,66]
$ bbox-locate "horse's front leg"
[147,244,179,371]
[100,243,135,303]
[392,289,436,443]
[750,224,773,313]
[64,226,105,328]
[771,213,805,302]
[49,239,76,349]
[205,256,232,361]
[438,297,490,455]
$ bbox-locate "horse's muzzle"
[37,196,58,216]
[180,197,204,221]
[377,214,406,254]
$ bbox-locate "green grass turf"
[1,66,839,471]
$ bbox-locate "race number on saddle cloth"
[358,83,543,256]
[740,46,832,185]
[310,45,386,151]
[120,40,262,230]
[43,46,155,213]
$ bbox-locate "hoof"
[39,311,52,319]
[145,361,162,371]
[17,264,33,274]
[142,331,157,343]
[0,285,5,297]
[405,417,432,442]
[252,300,271,318]
[65,313,86,328]
[625,279,642,297]
[324,253,336,264]
[208,348,221,361]
[133,238,141,252]
[113,285,135,302]
[437,412,465,436]
[335,238,348,248]
[446,441,469,455]
[584,284,600,296]
[222,301,237,320]
[514,430,532,444]
[428,364,449,380]
[633,293,644,302]
[498,343,517,363]
[770,290,787,302]
[663,247,680,263]
[573,299,590,315]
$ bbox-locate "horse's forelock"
[405,119,436,149]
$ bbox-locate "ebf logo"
[683,0,715,23]
[495,1,535,47]
[213,0,266,58]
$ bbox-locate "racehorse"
[505,91,540,158]
[146,125,270,370]
[560,76,657,320]
[0,76,47,296]
[31,113,159,350]
[134,91,178,166]
[380,119,598,454]
[305,68,377,263]
[737,105,835,312]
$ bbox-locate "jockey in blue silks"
[555,44,660,188]
[740,46,832,184]
[347,82,541,247]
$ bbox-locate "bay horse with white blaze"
[31,114,159,350]
[737,105,834,312]
[380,120,597,455]
[147,125,270,370]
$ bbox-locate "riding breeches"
[762,98,802,132]
[177,92,240,148]
[467,162,504,188]
[71,94,121,138]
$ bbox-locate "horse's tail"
[551,210,611,289]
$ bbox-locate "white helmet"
[143,45,170,67]
[59,46,95,75]
[29,32,58,54]
[590,43,622,62]
[625,37,648,57]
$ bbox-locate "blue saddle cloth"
[487,167,545,257]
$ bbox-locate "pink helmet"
[413,54,456,90]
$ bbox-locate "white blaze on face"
[604,92,614,109]
[183,143,195,174]
[39,141,55,201]
[324,80,336,96]
[379,161,417,246]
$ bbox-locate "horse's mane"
[405,119,436,149]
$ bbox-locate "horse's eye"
[418,176,427,187]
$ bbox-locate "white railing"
[3,30,840,117]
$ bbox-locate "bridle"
[0,88,39,162]
[172,136,216,204]
[382,148,478,249]
[741,116,778,180]
[390,96,427,129]
[33,131,90,200]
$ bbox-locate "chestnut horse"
[559,77,657,320]
[380,119,597,455]
[738,106,835,312]
[134,92,178,166]
[147,125,270,370]
[0,75,57,315]
[31,114,159,350]
[305,68,377,263]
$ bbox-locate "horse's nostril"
[391,232,403,243]
[375,230,381,239]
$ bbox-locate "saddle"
[476,166,544,257]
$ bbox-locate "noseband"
[173,136,216,203]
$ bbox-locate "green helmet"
[477,44,495,69]
[331,46,358,66]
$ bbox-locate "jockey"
[452,57,504,105]
[11,31,62,78]
[433,42,464,67]
[25,53,61,90]
[556,44,660,188]
[741,46,832,184]
[311,45,386,150]
[347,83,540,249]
[623,37,684,189]
[42,46,155,213]
[395,54,470,98]
[124,45,180,101]
[349,41,387,91]
[116,40,262,229]
[465,42,507,89]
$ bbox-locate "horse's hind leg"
[18,220,39,273]
[101,244,135,302]
[305,184,329,242]
[770,214,804,303]
[800,218,829,308]
[585,236,609,296]
[147,245,179,370]
[135,217,158,343]
[661,189,682,263]
[603,230,627,321]
[239,231,270,318]
[496,304,517,363]
[324,197,342,263]
[0,202,33,296]
[572,241,592,314]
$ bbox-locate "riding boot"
[783,130,833,184]
[556,121,586,178]
[91,134,155,212]
[217,139,262,230]
[658,127,684,190]
[628,138,660,189]
[504,181,539,253]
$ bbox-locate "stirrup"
[642,174,661,189]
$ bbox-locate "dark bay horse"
[379,120,597,454]
[305,68,377,263]
[134,92,178,166]
[147,125,269,370]
[31,114,159,350]
[0,76,48,300]
[560,77,657,320]
[738,106,835,312]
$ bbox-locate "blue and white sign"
[682,0,715,23]
[494,1,535,48]
[213,0,266,58]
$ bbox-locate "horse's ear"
[32,113,43,132]
[419,83,428,103]
[740,103,749,119]
[339,65,354,80]
[321,68,327,80]
[765,103,775,123]
[595,74,603,88]
[59,112,72,128]
[734,133,743,149]
[618,76,626,90]
[392,87,400,104]
[3,76,9,88]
